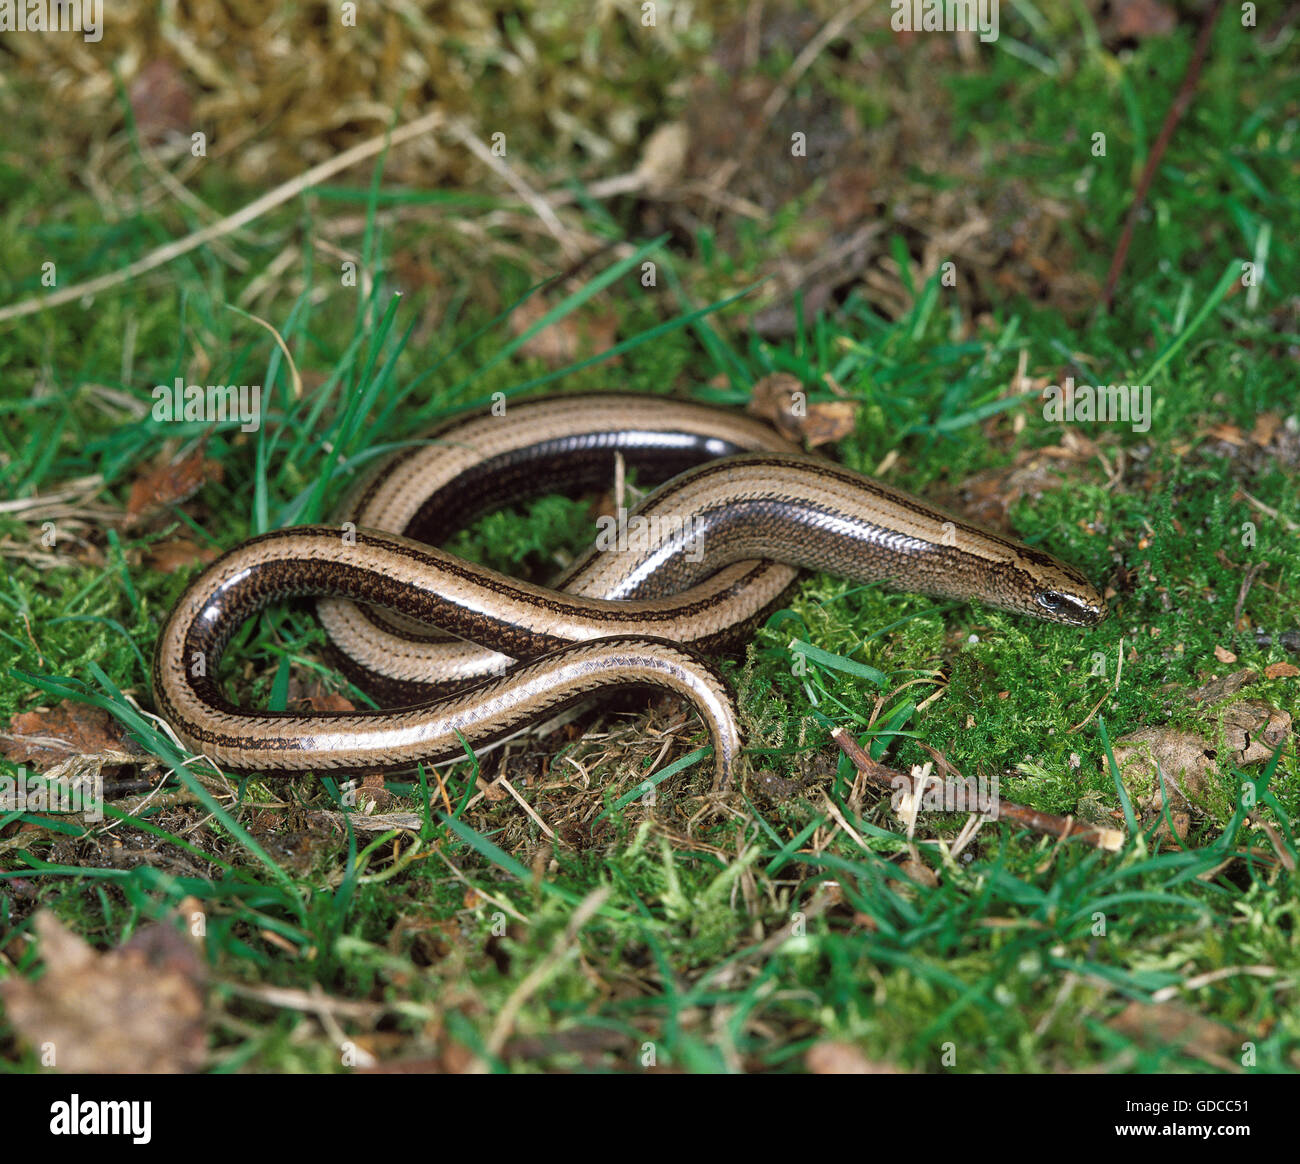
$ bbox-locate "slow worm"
[153,394,1106,789]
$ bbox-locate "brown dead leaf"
[1189,669,1257,704]
[747,373,857,446]
[1203,422,1247,447]
[1251,413,1282,447]
[287,692,356,714]
[634,122,689,191]
[0,701,135,771]
[946,446,1072,532]
[355,770,397,814]
[1109,1001,1239,1068]
[896,857,940,888]
[1214,645,1238,664]
[359,1040,478,1073]
[747,373,804,431]
[0,911,206,1073]
[1113,727,1217,812]
[128,59,193,144]
[806,1041,904,1074]
[1113,697,1291,819]
[1108,0,1177,40]
[1219,700,1291,765]
[797,402,858,447]
[127,446,223,520]
[509,297,619,368]
[145,538,219,574]
[1152,809,1191,846]
[1264,662,1299,680]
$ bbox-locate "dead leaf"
[0,911,206,1073]
[806,1041,904,1073]
[1108,0,1177,40]
[509,297,619,368]
[145,538,219,574]
[635,122,689,191]
[1218,699,1291,765]
[0,701,136,771]
[747,373,857,446]
[1108,1001,1239,1068]
[287,692,356,714]
[126,446,222,521]
[1264,662,1298,680]
[128,59,193,144]
[356,771,396,814]
[1214,645,1238,664]
[1203,423,1247,447]
[359,1041,477,1073]
[797,401,858,447]
[943,445,1074,532]
[1113,698,1291,818]
[1113,727,1217,812]
[1189,669,1257,704]
[1251,413,1282,447]
[897,857,939,888]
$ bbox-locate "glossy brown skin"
[317,394,804,698]
[153,396,1106,789]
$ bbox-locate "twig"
[494,774,558,842]
[1150,964,1277,1004]
[830,727,1125,852]
[479,887,610,1064]
[1231,560,1267,631]
[1100,0,1227,310]
[1253,629,1300,654]
[707,0,872,193]
[1068,635,1125,734]
[310,809,426,833]
[446,118,583,260]
[0,110,447,325]
[1240,488,1300,532]
[223,982,390,1020]
[1256,819,1296,872]
[759,0,873,126]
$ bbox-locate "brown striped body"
[152,395,1106,789]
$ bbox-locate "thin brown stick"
[830,727,1124,852]
[1068,635,1125,734]
[706,0,872,194]
[1231,560,1266,630]
[0,110,446,325]
[1099,0,1227,311]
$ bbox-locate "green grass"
[1,11,1298,1073]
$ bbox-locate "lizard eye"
[1037,590,1064,612]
